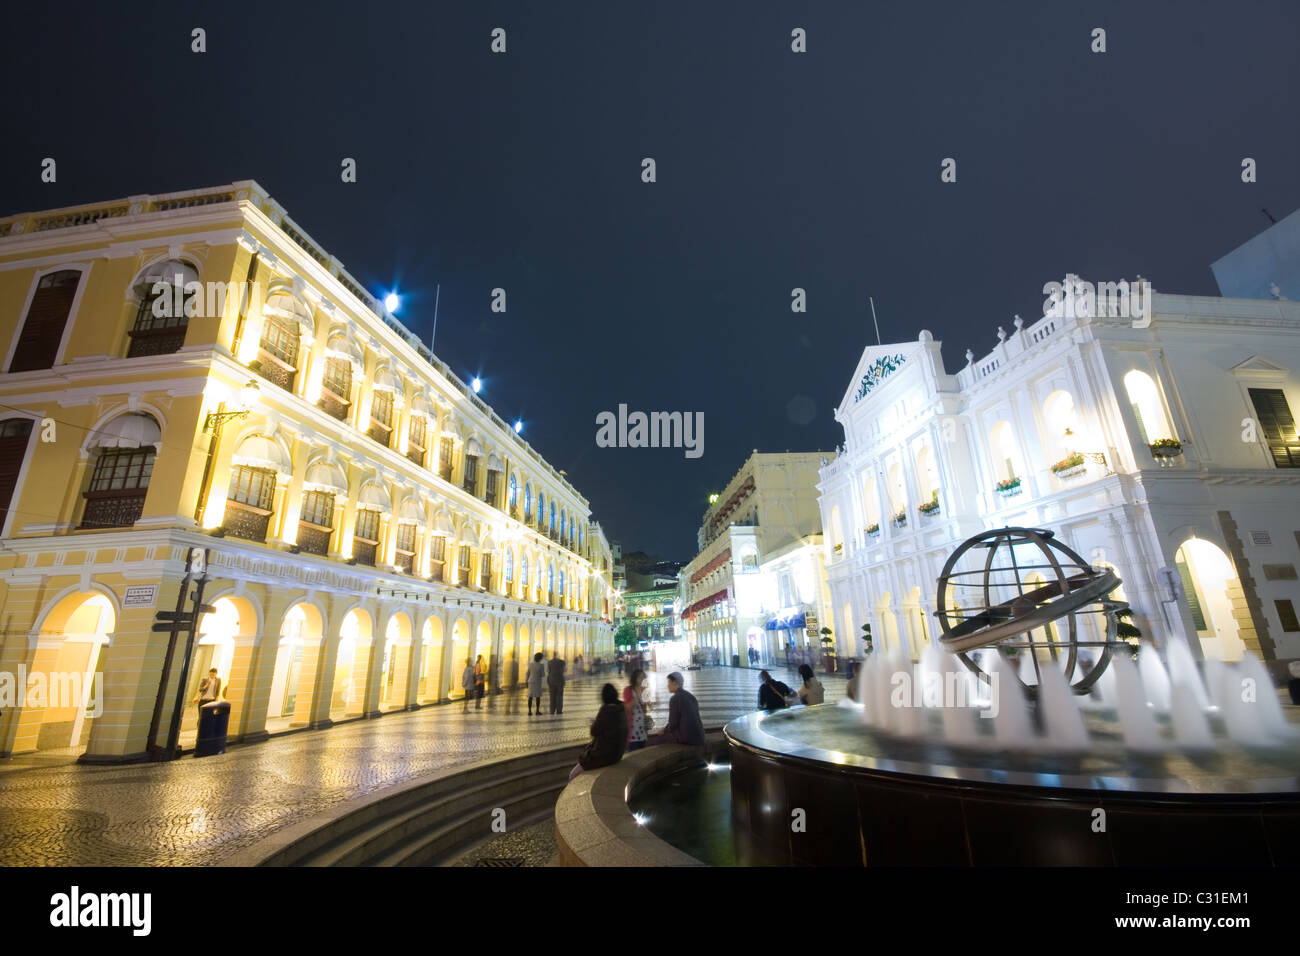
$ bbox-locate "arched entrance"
[450,618,471,699]
[419,617,444,704]
[330,608,372,720]
[379,614,411,711]
[14,591,115,754]
[181,596,253,740]
[266,603,322,730]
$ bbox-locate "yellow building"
[0,181,614,763]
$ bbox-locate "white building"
[819,285,1300,668]
[682,451,832,667]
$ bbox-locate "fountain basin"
[725,705,1300,866]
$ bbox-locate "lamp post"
[194,380,261,526]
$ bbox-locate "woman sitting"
[569,683,627,780]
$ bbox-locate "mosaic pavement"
[0,664,839,866]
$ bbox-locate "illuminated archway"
[1123,370,1175,444]
[380,614,412,711]
[16,591,116,754]
[450,618,471,699]
[330,607,372,720]
[1175,538,1245,661]
[181,595,254,739]
[875,591,899,657]
[419,617,444,704]
[989,420,1022,483]
[267,602,323,729]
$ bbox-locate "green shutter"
[1248,388,1300,468]
[1176,559,1207,632]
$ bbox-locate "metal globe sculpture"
[935,527,1126,694]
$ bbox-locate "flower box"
[1050,453,1085,475]
[892,511,907,527]
[832,542,843,553]
[918,500,940,516]
[865,524,880,537]
[1149,438,1182,459]
[995,477,1022,497]
[1053,463,1087,480]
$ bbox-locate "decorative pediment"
[853,353,907,403]
[1230,355,1289,380]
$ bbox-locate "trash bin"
[195,700,231,757]
[732,654,741,668]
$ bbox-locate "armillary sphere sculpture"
[935,527,1127,695]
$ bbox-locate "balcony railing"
[126,326,187,358]
[458,568,471,587]
[297,524,331,556]
[318,391,349,422]
[353,540,377,567]
[80,493,146,529]
[252,354,296,393]
[396,551,415,574]
[223,502,270,542]
[367,423,392,447]
[438,464,453,482]
[406,445,425,468]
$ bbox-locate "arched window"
[257,293,310,393]
[988,420,1022,483]
[127,260,200,357]
[549,502,557,536]
[523,482,532,520]
[1123,370,1175,445]
[505,549,514,583]
[10,269,81,372]
[225,435,288,543]
[508,473,518,513]
[319,331,361,422]
[916,445,939,502]
[547,563,555,601]
[367,369,399,448]
[536,491,545,529]
[0,418,36,534]
[520,556,529,589]
[80,414,161,529]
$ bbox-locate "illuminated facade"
[820,289,1300,665]
[0,182,612,762]
[681,451,831,665]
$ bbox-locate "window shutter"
[1176,559,1208,632]
[0,419,34,529]
[10,271,80,372]
[1249,388,1300,468]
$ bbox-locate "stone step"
[383,783,565,867]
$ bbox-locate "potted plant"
[1050,452,1086,476]
[819,626,837,673]
[893,509,907,527]
[865,522,880,536]
[1149,438,1182,459]
[918,490,940,515]
[1115,607,1142,659]
[832,541,843,553]
[995,476,1022,496]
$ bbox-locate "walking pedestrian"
[461,659,475,713]
[568,683,626,781]
[547,653,567,714]
[623,668,653,751]
[526,652,546,716]
[473,654,487,710]
[798,663,825,705]
[616,651,625,677]
[758,669,794,712]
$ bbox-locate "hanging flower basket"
[1149,438,1182,459]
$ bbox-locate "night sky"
[3,1,1297,559]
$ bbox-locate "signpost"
[146,547,215,760]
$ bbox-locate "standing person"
[758,669,794,712]
[193,668,222,711]
[616,650,625,677]
[473,654,487,710]
[526,652,546,716]
[568,683,627,780]
[461,659,475,713]
[623,668,653,751]
[798,663,825,705]
[547,653,567,714]
[657,672,705,746]
[574,652,584,677]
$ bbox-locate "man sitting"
[758,669,794,711]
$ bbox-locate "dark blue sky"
[2,1,1297,557]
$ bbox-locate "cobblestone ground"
[0,664,837,866]
[452,819,559,867]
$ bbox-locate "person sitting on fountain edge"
[759,670,795,711]
[658,672,705,747]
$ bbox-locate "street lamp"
[195,380,261,525]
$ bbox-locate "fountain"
[722,527,1300,865]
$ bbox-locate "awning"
[92,413,161,449]
[303,460,348,494]
[765,613,806,631]
[231,434,291,475]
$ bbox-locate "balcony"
[251,355,295,393]
[318,391,349,423]
[367,422,392,447]
[458,568,471,587]
[395,551,415,574]
[438,463,453,482]
[297,523,331,556]
[353,540,377,567]
[126,326,187,358]
[222,501,270,542]
[406,445,425,468]
[79,492,146,530]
